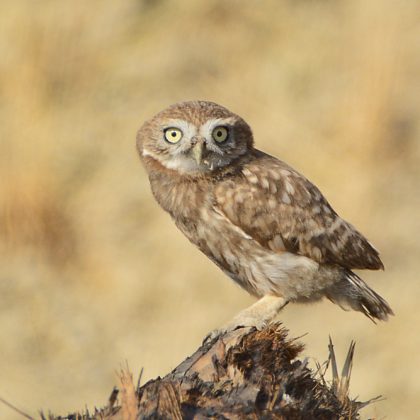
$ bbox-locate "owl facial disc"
[137,100,254,174]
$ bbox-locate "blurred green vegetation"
[0,0,419,418]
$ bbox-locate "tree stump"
[46,323,374,420]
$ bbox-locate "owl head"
[137,101,254,174]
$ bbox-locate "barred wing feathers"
[214,151,384,271]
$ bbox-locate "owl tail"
[326,270,394,322]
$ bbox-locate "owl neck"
[144,156,210,218]
[143,153,254,218]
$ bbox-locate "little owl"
[136,100,393,337]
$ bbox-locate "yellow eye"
[212,126,229,143]
[164,127,183,143]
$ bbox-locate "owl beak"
[192,141,204,165]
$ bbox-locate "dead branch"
[44,323,375,420]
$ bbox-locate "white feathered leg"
[205,295,288,342]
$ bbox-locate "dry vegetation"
[0,0,419,418]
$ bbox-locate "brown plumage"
[136,100,393,333]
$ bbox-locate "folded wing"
[213,151,383,270]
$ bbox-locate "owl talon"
[203,324,256,345]
[202,329,222,345]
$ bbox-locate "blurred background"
[0,0,419,418]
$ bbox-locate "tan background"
[0,1,419,418]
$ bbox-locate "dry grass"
[0,0,419,418]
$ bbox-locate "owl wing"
[213,151,383,270]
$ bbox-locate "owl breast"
[148,165,253,293]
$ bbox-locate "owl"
[136,101,393,337]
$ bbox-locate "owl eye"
[164,127,183,143]
[212,126,229,143]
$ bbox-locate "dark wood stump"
[45,323,375,420]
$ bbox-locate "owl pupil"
[217,131,222,137]
[171,132,176,137]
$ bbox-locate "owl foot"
[203,295,288,344]
[203,319,265,344]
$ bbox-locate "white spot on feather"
[141,147,153,157]
[284,180,295,195]
[282,192,291,204]
[249,174,259,184]
[312,205,321,214]
[242,168,259,183]
[261,177,270,189]
[312,246,322,260]
[328,217,344,231]
[271,235,285,250]
[269,170,281,180]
